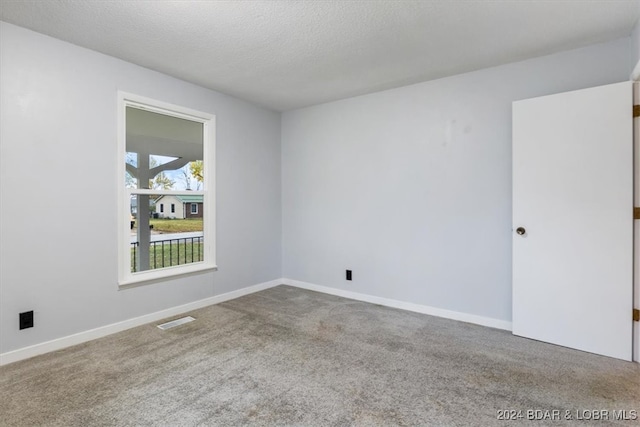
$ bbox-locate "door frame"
[633,80,640,363]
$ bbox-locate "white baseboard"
[282,278,512,331]
[0,279,283,366]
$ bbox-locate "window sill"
[118,263,218,289]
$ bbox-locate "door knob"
[516,227,526,235]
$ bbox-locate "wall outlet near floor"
[346,270,352,281]
[19,311,34,330]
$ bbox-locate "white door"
[512,81,633,361]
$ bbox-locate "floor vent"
[157,316,195,330]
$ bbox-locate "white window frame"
[117,91,216,287]
[191,203,198,214]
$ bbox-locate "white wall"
[632,24,640,71]
[156,196,184,219]
[630,7,640,73]
[0,22,282,354]
[282,37,632,324]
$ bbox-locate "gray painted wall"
[281,37,632,324]
[0,22,282,353]
[632,18,640,72]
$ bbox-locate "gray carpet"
[1,285,638,426]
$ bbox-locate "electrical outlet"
[346,270,352,281]
[19,311,34,330]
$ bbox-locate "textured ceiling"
[1,1,639,111]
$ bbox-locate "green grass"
[131,242,204,272]
[134,218,203,233]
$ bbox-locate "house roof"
[156,194,203,204]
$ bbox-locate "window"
[118,92,216,286]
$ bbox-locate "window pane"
[125,107,205,273]
[125,107,204,191]
[129,194,204,273]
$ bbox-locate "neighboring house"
[155,194,203,219]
